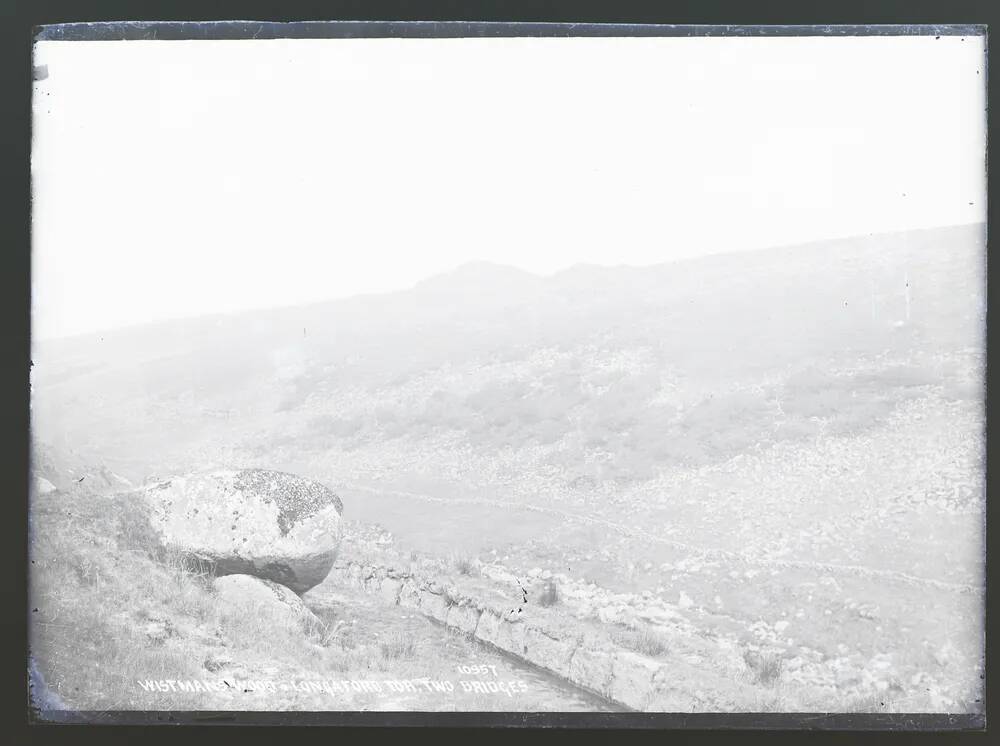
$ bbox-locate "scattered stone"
[141,619,173,646]
[35,476,57,495]
[204,654,233,673]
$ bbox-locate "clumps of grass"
[611,625,669,657]
[536,578,560,607]
[742,649,784,687]
[378,633,416,661]
[449,553,476,576]
[332,622,359,651]
[308,618,355,649]
[300,613,333,644]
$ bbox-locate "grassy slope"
[29,488,611,712]
[30,488,332,711]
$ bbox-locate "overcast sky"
[31,35,986,340]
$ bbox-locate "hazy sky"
[32,35,986,340]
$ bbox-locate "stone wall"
[320,560,745,712]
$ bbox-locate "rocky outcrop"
[319,560,751,712]
[213,574,322,631]
[143,469,343,593]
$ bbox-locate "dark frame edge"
[25,709,989,729]
[31,21,990,42]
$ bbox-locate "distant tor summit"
[414,261,541,293]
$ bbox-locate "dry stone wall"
[321,560,748,712]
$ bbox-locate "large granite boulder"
[144,469,343,593]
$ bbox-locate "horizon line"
[33,220,985,345]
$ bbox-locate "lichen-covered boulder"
[213,574,322,631]
[144,469,343,593]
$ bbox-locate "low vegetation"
[300,356,962,484]
[378,634,416,662]
[450,553,476,576]
[742,649,784,687]
[610,625,670,658]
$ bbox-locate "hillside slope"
[31,223,985,481]
[30,223,986,713]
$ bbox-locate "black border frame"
[4,1,994,739]
[27,21,991,40]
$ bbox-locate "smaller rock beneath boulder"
[213,574,323,633]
